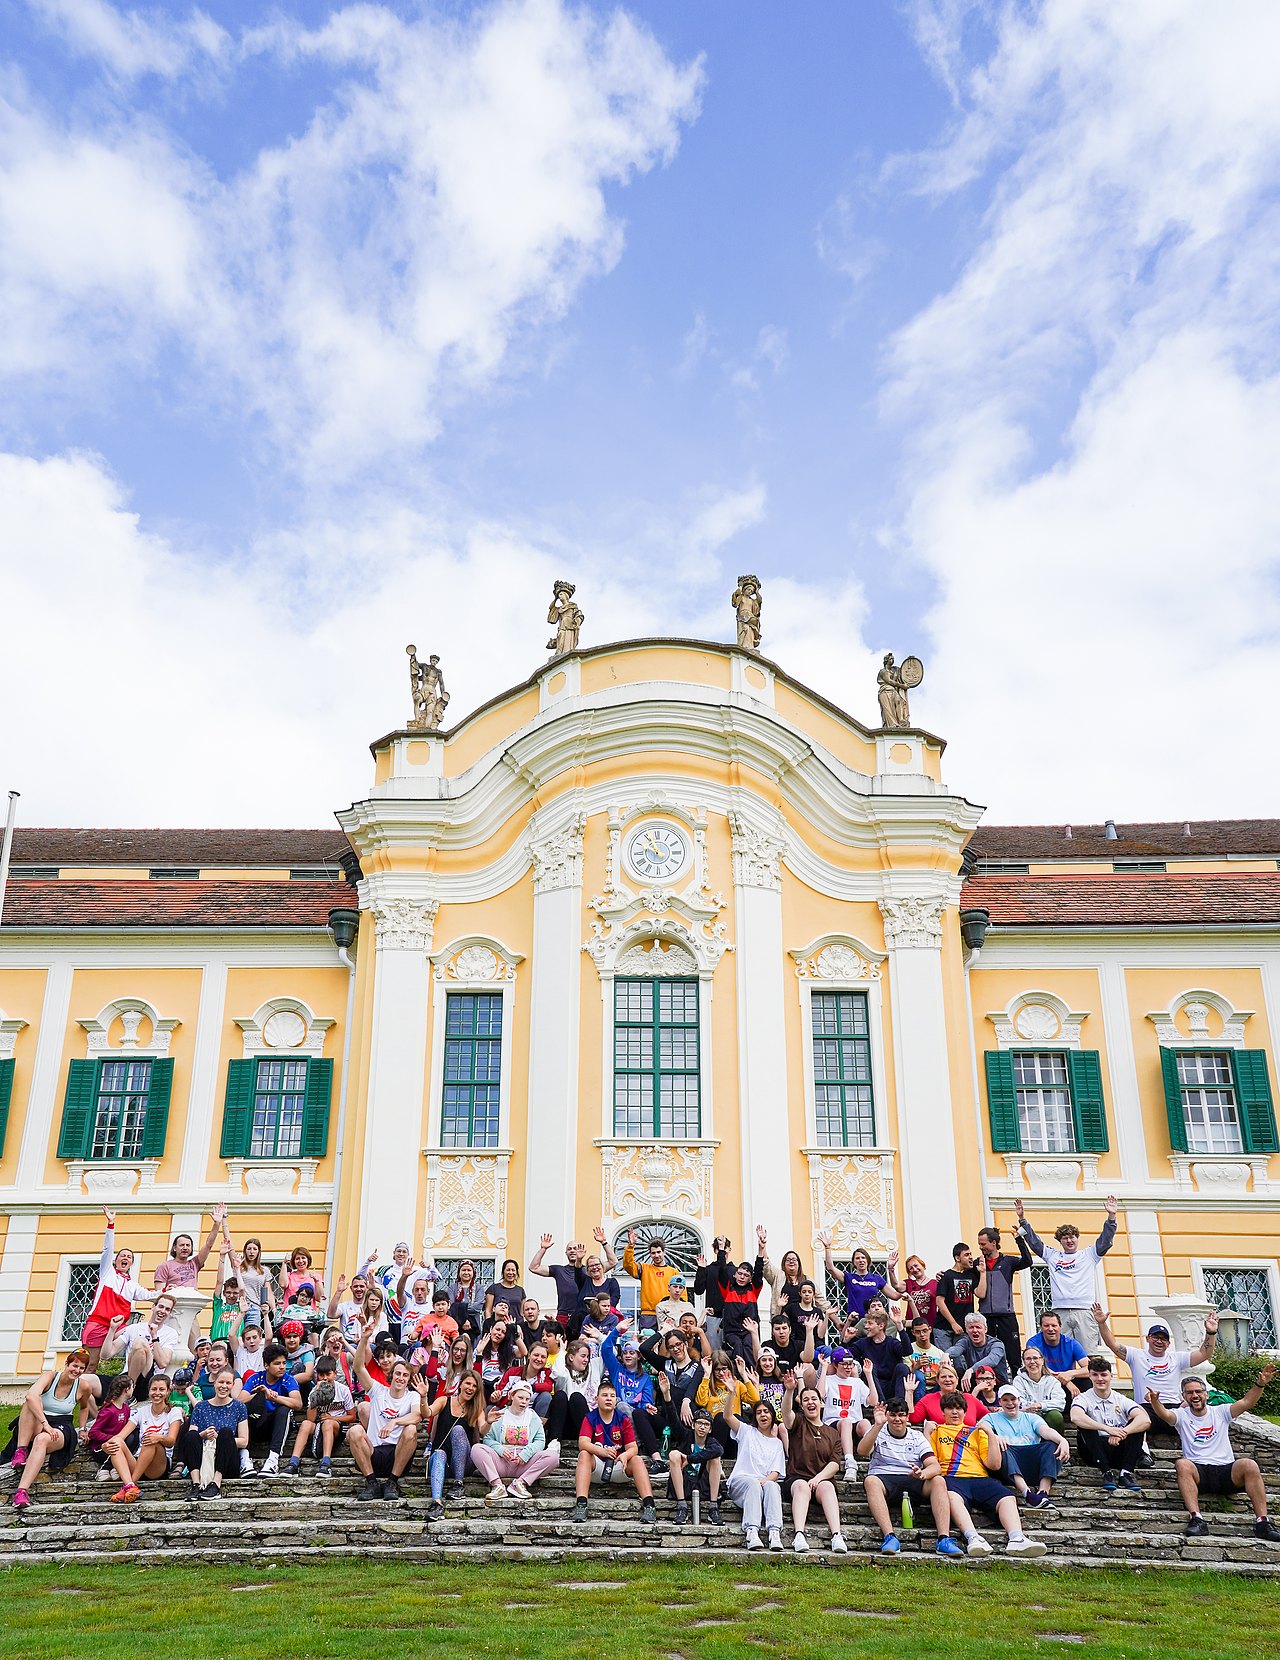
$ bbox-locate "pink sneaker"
[11,1488,30,1509]
[11,1447,27,1470]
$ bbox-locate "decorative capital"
[878,894,946,950]
[729,810,785,891]
[529,813,586,894]
[371,896,439,952]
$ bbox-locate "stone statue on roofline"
[406,645,450,731]
[876,651,924,730]
[731,574,762,651]
[547,580,584,656]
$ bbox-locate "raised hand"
[1260,1361,1277,1386]
[1013,1198,1025,1219]
[872,1402,887,1425]
[336,1274,348,1295]
[1091,1302,1106,1323]
[367,1248,379,1265]
[539,1233,554,1251]
[887,1248,899,1268]
[593,1225,608,1245]
[1205,1310,1219,1334]
[103,1206,116,1228]
[695,1254,708,1269]
[743,1317,759,1334]
[1104,1194,1118,1216]
[862,1358,874,1381]
[816,1228,833,1248]
[755,1224,767,1247]
[211,1201,228,1224]
[628,1228,637,1247]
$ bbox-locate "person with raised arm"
[781,1378,848,1554]
[153,1205,225,1294]
[348,1319,421,1501]
[622,1227,680,1331]
[716,1228,766,1364]
[857,1397,962,1557]
[818,1231,888,1321]
[976,1223,1034,1373]
[1013,1195,1118,1353]
[721,1390,787,1551]
[80,1207,151,1366]
[1146,1363,1280,1540]
[1092,1301,1217,1452]
[100,1292,182,1399]
[528,1230,589,1327]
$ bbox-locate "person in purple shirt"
[820,1233,887,1319]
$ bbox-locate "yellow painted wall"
[0,968,48,1179]
[1157,1210,1280,1297]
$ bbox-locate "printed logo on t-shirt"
[1191,1422,1217,1446]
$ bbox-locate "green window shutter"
[139,1057,174,1159]
[1067,1050,1109,1153]
[219,1059,257,1159]
[300,1057,333,1158]
[1230,1049,1278,1155]
[0,1057,14,1158]
[984,1050,1021,1152]
[1161,1047,1189,1153]
[56,1059,99,1159]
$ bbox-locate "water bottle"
[901,1493,915,1530]
[660,1426,671,1460]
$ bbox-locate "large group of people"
[3,1197,1277,1557]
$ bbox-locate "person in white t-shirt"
[722,1394,788,1551]
[101,1295,183,1395]
[1093,1302,1217,1461]
[349,1321,421,1501]
[1013,1195,1118,1352]
[816,1348,874,1482]
[856,1398,962,1556]
[117,1373,184,1496]
[1146,1364,1279,1541]
[1068,1357,1150,1494]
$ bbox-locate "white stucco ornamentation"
[586,913,730,976]
[790,935,885,982]
[422,1151,511,1251]
[1146,989,1253,1049]
[65,1159,161,1197]
[236,997,335,1059]
[371,896,440,952]
[528,814,586,894]
[805,1149,896,1254]
[877,895,947,950]
[599,1141,715,1223]
[614,940,699,977]
[729,809,786,891]
[999,1153,1101,1193]
[79,998,180,1057]
[988,990,1087,1052]
[0,1014,28,1062]
[225,1159,322,1200]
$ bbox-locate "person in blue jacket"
[601,1320,663,1466]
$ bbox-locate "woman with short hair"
[7,1348,95,1509]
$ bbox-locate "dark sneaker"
[640,1498,656,1525]
[447,1480,465,1501]
[1254,1517,1280,1543]
[358,1476,382,1502]
[674,1501,689,1525]
[426,1499,444,1522]
[199,1484,221,1499]
[1024,1491,1048,1509]
[1185,1514,1209,1537]
[706,1503,722,1526]
[184,1482,200,1501]
[1118,1472,1143,1495]
[1138,1448,1155,1469]
[383,1477,403,1501]
[285,1458,300,1476]
[1102,1474,1117,1493]
[571,1497,588,1523]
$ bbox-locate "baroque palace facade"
[1,635,1278,1381]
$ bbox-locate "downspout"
[324,908,361,1278]
[960,907,993,1227]
[0,791,19,926]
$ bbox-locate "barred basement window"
[1013,1052,1076,1153]
[441,993,503,1149]
[1028,1264,1054,1325]
[613,979,700,1138]
[1202,1267,1277,1350]
[811,991,875,1148]
[61,1261,100,1343]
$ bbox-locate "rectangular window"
[811,991,875,1147]
[1028,1264,1053,1325]
[90,1059,153,1160]
[148,867,198,879]
[1112,859,1166,873]
[1202,1267,1277,1349]
[1013,1051,1076,1152]
[432,1256,497,1298]
[1177,1052,1243,1153]
[251,1057,308,1158]
[61,1261,101,1343]
[613,978,700,1138]
[441,993,503,1149]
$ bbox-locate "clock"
[623,822,691,884]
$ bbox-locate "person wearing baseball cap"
[1091,1301,1219,1458]
[666,1404,725,1526]
[655,1272,694,1329]
[984,1383,1069,1508]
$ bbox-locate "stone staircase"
[3,1423,1279,1574]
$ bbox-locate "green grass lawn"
[0,1559,1275,1660]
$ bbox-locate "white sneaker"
[767,1529,783,1551]
[831,1533,848,1553]
[843,1458,858,1483]
[745,1527,763,1551]
[966,1533,993,1556]
[96,1466,114,1482]
[239,1451,254,1475]
[544,1440,561,1461]
[258,1454,280,1477]
[1007,1536,1048,1557]
[793,1531,809,1554]
[508,1478,531,1501]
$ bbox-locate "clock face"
[624,822,691,884]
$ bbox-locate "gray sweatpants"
[727,1469,783,1533]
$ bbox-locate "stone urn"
[162,1286,212,1367]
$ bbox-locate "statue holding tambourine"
[877,652,923,730]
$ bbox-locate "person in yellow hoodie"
[622,1230,681,1330]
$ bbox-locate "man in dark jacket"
[716,1243,764,1365]
[976,1224,1034,1372]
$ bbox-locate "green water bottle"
[901,1493,915,1530]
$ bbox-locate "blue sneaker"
[880,1533,901,1554]
[935,1537,965,1559]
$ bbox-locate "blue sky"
[2,1,1279,825]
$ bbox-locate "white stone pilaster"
[16,961,74,1192]
[1125,1205,1169,1319]
[879,895,962,1265]
[730,811,794,1258]
[0,1213,39,1379]
[524,813,586,1261]
[357,886,439,1254]
[178,960,228,1189]
[1097,959,1152,1182]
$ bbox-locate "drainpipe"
[0,791,19,927]
[959,908,993,1227]
[324,908,361,1278]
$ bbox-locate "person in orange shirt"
[927,1392,1047,1558]
[621,1230,680,1330]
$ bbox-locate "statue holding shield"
[877,652,923,730]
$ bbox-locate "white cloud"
[883,0,1280,816]
[30,0,229,79]
[4,0,704,472]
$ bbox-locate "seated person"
[83,1373,137,1488]
[654,1272,695,1329]
[721,1393,787,1552]
[101,1296,183,1399]
[349,1324,421,1501]
[238,1341,304,1475]
[783,1382,848,1554]
[1011,1346,1067,1431]
[277,1320,317,1399]
[857,1397,962,1557]
[1094,1301,1217,1449]
[970,1365,1002,1412]
[180,1365,249,1499]
[572,1379,656,1524]
[666,1404,724,1526]
[906,1318,950,1391]
[984,1382,1070,1507]
[1146,1363,1279,1540]
[116,1372,185,1495]
[816,1348,874,1481]
[1024,1310,1090,1400]
[284,1353,356,1477]
[1068,1357,1150,1493]
[7,1348,96,1511]
[947,1313,1010,1387]
[470,1379,560,1502]
[853,1309,910,1403]
[279,1283,324,1335]
[928,1391,1047,1557]
[907,1362,987,1427]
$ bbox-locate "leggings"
[428,1424,472,1499]
[625,1404,661,1458]
[181,1428,241,1480]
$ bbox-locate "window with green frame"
[441,992,503,1148]
[218,1056,333,1160]
[55,1056,174,1161]
[613,978,700,1138]
[810,990,875,1147]
[0,1056,14,1158]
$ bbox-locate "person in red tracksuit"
[717,1229,766,1365]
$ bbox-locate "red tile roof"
[967,820,1280,861]
[0,880,356,930]
[10,828,352,867]
[962,873,1280,929]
